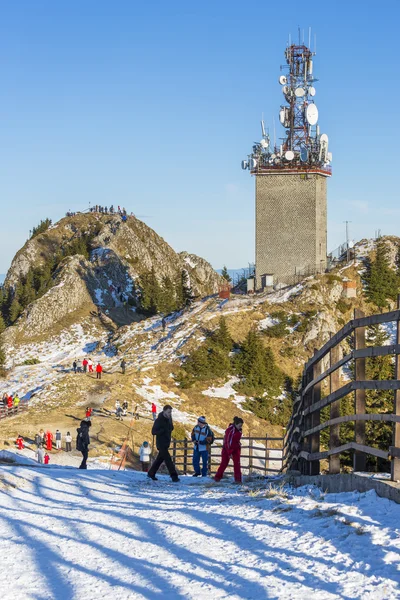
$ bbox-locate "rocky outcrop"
[3,213,222,339]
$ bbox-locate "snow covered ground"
[0,463,399,599]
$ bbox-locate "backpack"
[206,426,215,445]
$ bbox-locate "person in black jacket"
[76,419,91,469]
[147,405,179,482]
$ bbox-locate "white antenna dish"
[249,158,257,169]
[260,139,269,149]
[241,160,248,170]
[279,109,285,124]
[309,86,316,96]
[295,87,305,97]
[271,153,276,160]
[285,150,294,161]
[282,85,289,95]
[320,133,329,144]
[306,103,318,125]
[279,75,287,85]
[300,147,309,162]
[327,151,333,162]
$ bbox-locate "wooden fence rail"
[0,403,29,421]
[283,298,400,481]
[171,436,284,476]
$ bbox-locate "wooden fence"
[283,300,400,481]
[171,436,284,476]
[0,402,29,420]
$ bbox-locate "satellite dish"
[309,86,316,97]
[271,153,276,160]
[306,104,318,125]
[295,87,305,97]
[300,147,309,162]
[249,158,257,169]
[274,158,280,165]
[282,85,289,95]
[320,133,329,144]
[279,109,285,124]
[241,160,248,170]
[327,152,332,162]
[285,150,295,161]
[260,139,269,149]
[279,75,287,85]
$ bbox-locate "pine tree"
[159,276,177,314]
[9,298,22,323]
[30,218,52,239]
[0,314,5,333]
[235,330,284,397]
[140,268,162,315]
[211,317,232,352]
[0,339,6,375]
[363,240,400,310]
[221,266,232,282]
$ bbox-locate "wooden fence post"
[265,435,269,474]
[183,439,188,474]
[310,353,322,475]
[301,366,313,474]
[392,296,400,481]
[172,439,177,465]
[329,343,341,474]
[249,439,253,475]
[354,309,366,472]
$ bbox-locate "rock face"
[3,213,222,339]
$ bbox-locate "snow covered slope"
[0,464,399,599]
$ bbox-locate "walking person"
[96,362,103,379]
[122,400,128,417]
[139,441,151,472]
[191,416,214,477]
[76,419,91,469]
[35,431,42,448]
[214,417,244,484]
[76,359,82,373]
[36,445,45,464]
[85,407,92,420]
[13,394,20,410]
[45,431,53,451]
[120,359,126,374]
[147,405,179,482]
[65,432,72,452]
[82,358,88,373]
[151,402,157,422]
[55,430,62,450]
[73,360,77,374]
[44,453,50,465]
[16,435,24,450]
[88,358,94,373]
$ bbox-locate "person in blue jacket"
[191,416,214,477]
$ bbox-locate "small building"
[218,282,231,300]
[342,280,357,299]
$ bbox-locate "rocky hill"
[2,213,222,342]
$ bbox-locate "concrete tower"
[242,39,331,288]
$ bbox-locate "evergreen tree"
[0,339,6,375]
[9,298,22,323]
[211,317,232,352]
[30,218,52,239]
[396,243,400,277]
[235,330,284,397]
[221,266,232,282]
[140,268,162,315]
[363,240,400,310]
[0,314,5,333]
[159,276,177,314]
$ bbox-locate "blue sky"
[0,0,399,273]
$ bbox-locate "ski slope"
[0,463,399,599]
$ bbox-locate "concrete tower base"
[255,172,327,288]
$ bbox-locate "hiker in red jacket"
[214,417,244,483]
[86,407,92,419]
[96,363,103,380]
[45,431,53,451]
[82,358,88,373]
[44,453,50,465]
[151,403,157,421]
[7,395,13,409]
[16,435,24,450]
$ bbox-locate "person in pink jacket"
[214,417,244,483]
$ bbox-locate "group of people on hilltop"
[1,392,21,412]
[89,205,127,217]
[147,405,244,483]
[72,359,103,379]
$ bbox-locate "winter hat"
[198,416,207,424]
[233,416,244,426]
